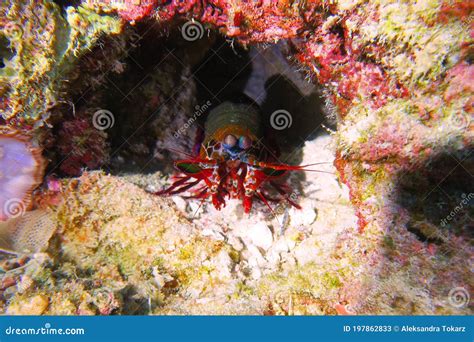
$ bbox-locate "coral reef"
[0,1,123,128]
[0,0,472,315]
[80,0,473,228]
[56,117,110,176]
[0,140,366,314]
[2,136,470,315]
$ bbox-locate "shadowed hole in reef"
[53,0,82,9]
[395,150,474,244]
[0,34,15,69]
[119,285,159,315]
[58,22,331,176]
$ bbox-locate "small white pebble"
[248,222,273,251]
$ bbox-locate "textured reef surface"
[0,0,472,315]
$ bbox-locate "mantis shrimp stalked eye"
[154,101,329,214]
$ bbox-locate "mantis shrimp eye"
[238,136,252,149]
[223,134,237,148]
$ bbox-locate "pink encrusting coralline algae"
[0,127,45,221]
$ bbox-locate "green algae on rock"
[3,160,470,315]
[4,172,262,315]
[0,1,122,127]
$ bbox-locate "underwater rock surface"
[0,0,472,314]
[2,135,471,315]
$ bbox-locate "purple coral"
[0,127,45,221]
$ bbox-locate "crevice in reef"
[0,36,12,69]
[47,23,331,179]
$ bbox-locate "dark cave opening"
[53,22,331,178]
[0,35,14,70]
